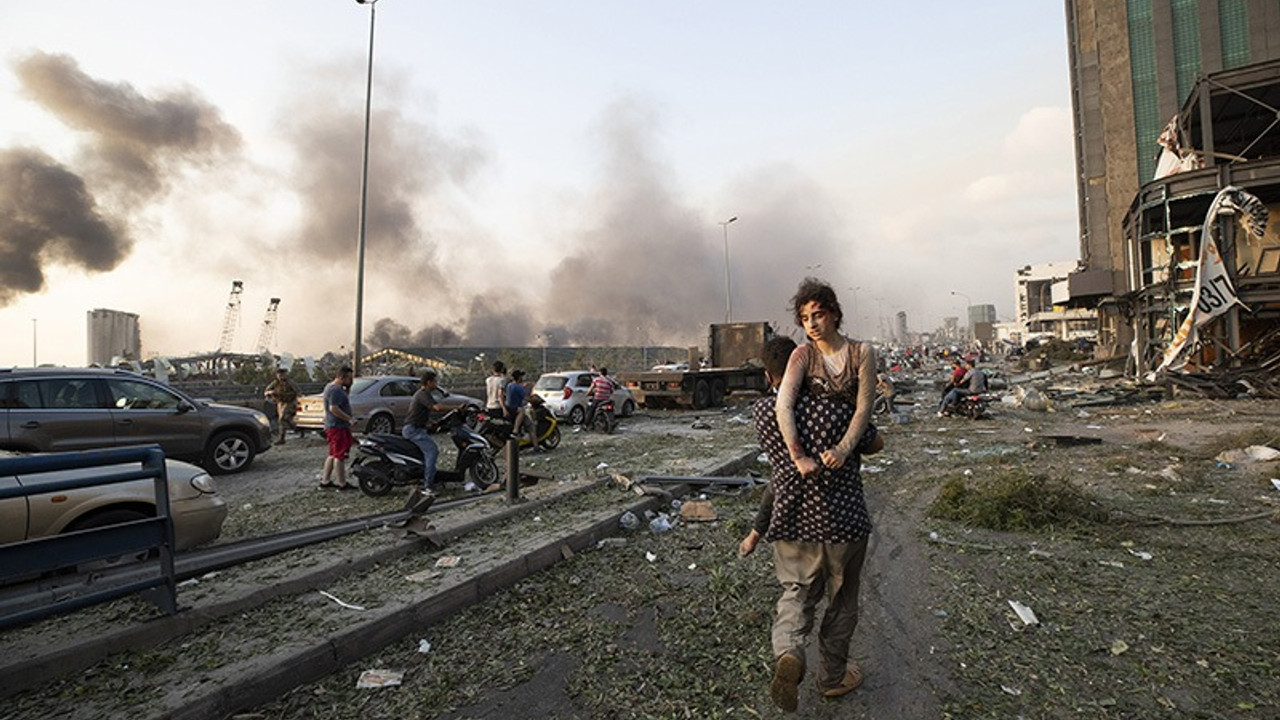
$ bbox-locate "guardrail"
[0,446,178,630]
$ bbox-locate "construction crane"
[256,297,281,354]
[217,280,244,353]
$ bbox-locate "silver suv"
[0,368,273,475]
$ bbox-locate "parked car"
[294,376,483,435]
[0,450,228,552]
[0,368,273,475]
[532,371,635,425]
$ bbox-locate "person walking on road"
[319,366,356,491]
[264,368,301,444]
[753,333,874,712]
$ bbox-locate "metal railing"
[0,445,177,629]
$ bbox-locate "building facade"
[1065,0,1280,361]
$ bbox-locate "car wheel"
[367,413,394,435]
[621,399,635,417]
[568,405,586,426]
[204,430,256,475]
[66,509,153,570]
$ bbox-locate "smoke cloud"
[15,51,241,205]
[360,97,855,352]
[0,148,130,305]
[0,52,241,307]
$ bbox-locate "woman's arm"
[775,345,820,475]
[823,342,878,468]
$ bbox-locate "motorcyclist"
[403,370,448,512]
[939,360,987,416]
[586,367,617,425]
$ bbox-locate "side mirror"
[177,401,195,414]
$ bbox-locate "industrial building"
[1064,0,1280,370]
[86,309,141,366]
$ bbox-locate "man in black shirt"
[403,370,447,513]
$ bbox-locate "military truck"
[618,322,774,409]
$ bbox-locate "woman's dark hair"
[790,277,842,329]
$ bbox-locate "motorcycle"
[584,397,617,434]
[352,407,499,497]
[476,396,562,452]
[941,392,995,420]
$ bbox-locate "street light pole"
[352,0,380,377]
[719,216,737,324]
[950,290,971,342]
[32,318,37,366]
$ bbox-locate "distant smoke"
[0,148,130,305]
[359,97,852,352]
[0,52,240,307]
[279,63,486,278]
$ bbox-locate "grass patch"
[927,468,1108,531]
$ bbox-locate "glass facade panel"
[1170,0,1202,102]
[1128,0,1160,181]
[1219,0,1250,68]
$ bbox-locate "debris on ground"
[319,590,366,611]
[1215,445,1280,464]
[356,669,403,689]
[679,499,718,522]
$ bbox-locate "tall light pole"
[847,286,860,337]
[719,216,737,323]
[352,0,380,377]
[950,290,971,341]
[32,318,37,366]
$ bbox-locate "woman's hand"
[793,455,821,476]
[820,446,847,470]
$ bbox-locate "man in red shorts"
[319,365,357,490]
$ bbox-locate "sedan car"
[0,450,228,553]
[0,367,273,475]
[532,371,636,425]
[294,376,483,435]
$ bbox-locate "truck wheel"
[710,379,727,406]
[692,380,711,409]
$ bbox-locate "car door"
[0,472,27,544]
[105,377,205,458]
[7,377,116,452]
[386,379,417,423]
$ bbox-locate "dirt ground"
[6,384,1280,719]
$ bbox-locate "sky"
[0,1,1079,366]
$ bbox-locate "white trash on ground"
[357,669,404,689]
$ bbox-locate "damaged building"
[1065,1,1280,384]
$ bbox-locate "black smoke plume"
[0,148,129,305]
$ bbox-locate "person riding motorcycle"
[586,368,617,425]
[939,360,987,416]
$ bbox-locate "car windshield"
[350,378,379,395]
[534,375,568,391]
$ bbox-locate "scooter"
[941,392,995,420]
[476,396,562,452]
[584,397,617,434]
[352,407,499,496]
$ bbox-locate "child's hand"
[738,529,760,557]
[794,455,821,476]
[820,447,848,469]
